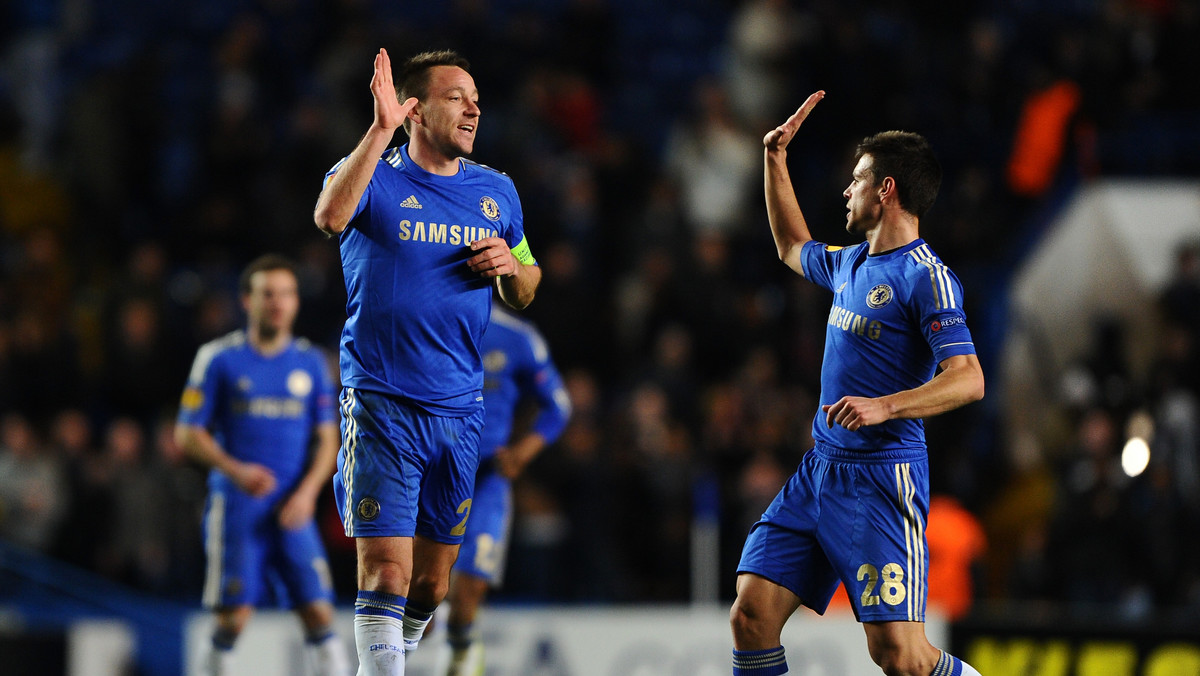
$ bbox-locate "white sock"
[354,614,405,676]
[307,631,352,676]
[202,646,233,676]
[401,603,436,652]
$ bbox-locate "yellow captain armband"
[510,236,537,266]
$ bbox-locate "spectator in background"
[0,413,67,552]
[663,79,759,242]
[925,493,987,621]
[723,0,809,131]
[1045,407,1133,611]
[97,417,172,592]
[101,296,174,425]
[151,414,208,601]
[48,408,106,570]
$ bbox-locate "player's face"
[843,155,884,235]
[414,65,480,160]
[243,269,299,338]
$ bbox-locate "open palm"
[763,90,826,151]
[371,48,418,132]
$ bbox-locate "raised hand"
[763,90,825,152]
[371,48,419,132]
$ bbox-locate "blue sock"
[304,627,335,644]
[932,650,982,676]
[404,602,435,623]
[211,626,237,651]
[733,646,787,676]
[447,622,474,651]
[354,589,407,621]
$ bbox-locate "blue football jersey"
[325,144,534,416]
[479,304,570,460]
[800,239,976,451]
[177,331,337,495]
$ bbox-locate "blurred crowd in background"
[1,0,1198,623]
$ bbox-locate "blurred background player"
[313,48,541,675]
[439,300,571,675]
[175,254,349,676]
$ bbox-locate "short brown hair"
[238,254,297,295]
[395,50,471,135]
[855,131,942,219]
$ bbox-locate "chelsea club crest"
[479,196,501,221]
[866,284,893,309]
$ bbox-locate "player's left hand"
[277,491,316,530]
[822,395,890,431]
[494,446,524,479]
[467,237,518,278]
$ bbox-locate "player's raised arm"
[314,48,418,236]
[764,90,825,277]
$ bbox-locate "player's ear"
[879,176,896,202]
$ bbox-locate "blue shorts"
[737,444,930,623]
[201,489,335,609]
[333,387,483,542]
[453,461,513,584]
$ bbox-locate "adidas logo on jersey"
[400,195,423,209]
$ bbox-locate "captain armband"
[510,236,537,266]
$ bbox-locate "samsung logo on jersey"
[232,396,305,419]
[828,305,882,340]
[398,220,499,245]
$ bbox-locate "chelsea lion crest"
[479,196,501,221]
[357,497,381,521]
[866,284,893,309]
[287,369,313,397]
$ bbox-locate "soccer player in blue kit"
[729,91,985,676]
[441,301,571,675]
[176,255,349,676]
[312,48,541,676]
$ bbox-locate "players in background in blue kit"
[729,92,985,676]
[440,301,571,675]
[313,48,541,676]
[177,254,349,676]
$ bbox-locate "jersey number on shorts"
[857,562,906,607]
[450,499,473,537]
[473,533,499,575]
